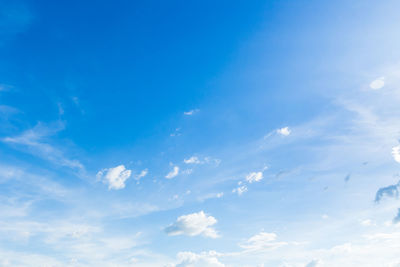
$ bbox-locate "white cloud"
[97,165,132,190]
[370,77,385,90]
[184,109,200,116]
[2,122,84,171]
[277,127,291,136]
[245,172,263,183]
[392,145,400,163]
[135,168,148,180]
[164,211,219,238]
[184,156,201,164]
[172,251,225,267]
[239,232,287,252]
[232,185,248,196]
[166,166,180,179]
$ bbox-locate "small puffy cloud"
[369,77,385,90]
[392,146,400,163]
[375,181,400,202]
[232,185,248,196]
[393,208,400,224]
[246,172,263,183]
[184,109,200,116]
[239,232,287,251]
[184,156,201,164]
[166,166,180,179]
[135,168,148,180]
[164,211,219,238]
[277,127,291,136]
[97,165,132,190]
[172,251,225,267]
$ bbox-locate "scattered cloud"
[170,128,181,137]
[245,172,263,183]
[277,127,291,136]
[184,156,201,164]
[392,145,400,163]
[369,77,385,90]
[166,166,180,179]
[184,109,200,116]
[183,156,221,166]
[135,168,148,180]
[375,181,400,202]
[171,251,225,267]
[239,232,287,252]
[232,185,248,196]
[165,211,219,238]
[97,165,132,190]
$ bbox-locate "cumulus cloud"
[184,109,200,115]
[166,166,180,179]
[375,181,400,202]
[97,165,132,190]
[277,127,291,136]
[164,211,219,238]
[369,77,385,90]
[171,251,225,267]
[392,145,400,163]
[239,232,287,251]
[246,172,263,183]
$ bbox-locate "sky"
[1,0,400,266]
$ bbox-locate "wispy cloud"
[2,122,84,171]
[165,166,179,179]
[184,109,200,116]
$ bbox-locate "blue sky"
[1,0,400,266]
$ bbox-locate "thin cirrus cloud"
[97,165,132,190]
[2,122,84,171]
[165,166,179,179]
[164,211,219,238]
[184,109,200,116]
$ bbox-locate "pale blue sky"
[1,0,400,266]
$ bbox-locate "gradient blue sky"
[1,0,400,266]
